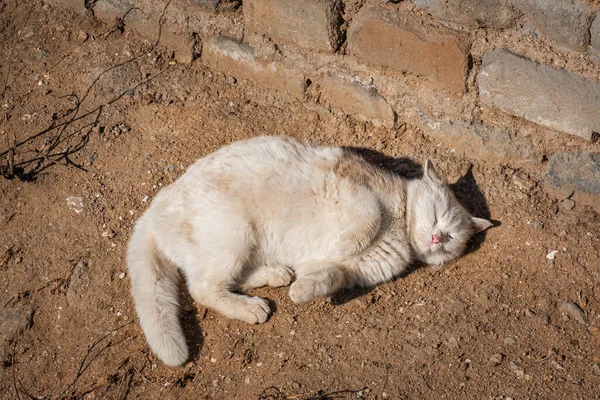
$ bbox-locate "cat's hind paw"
[241,265,295,290]
[289,278,323,303]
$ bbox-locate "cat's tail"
[127,219,188,366]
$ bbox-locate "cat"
[127,136,492,366]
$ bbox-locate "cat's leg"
[182,211,272,324]
[288,263,346,303]
[240,265,295,291]
[190,282,271,324]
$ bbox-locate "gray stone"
[202,36,308,99]
[543,151,600,213]
[591,12,600,63]
[0,307,33,361]
[419,113,536,163]
[93,0,134,23]
[187,0,241,12]
[413,0,519,28]
[503,337,517,346]
[478,49,600,141]
[508,0,592,52]
[318,71,396,128]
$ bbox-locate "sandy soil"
[1,2,600,399]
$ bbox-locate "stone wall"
[48,0,600,209]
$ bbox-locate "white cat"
[127,136,492,366]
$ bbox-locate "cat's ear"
[471,217,493,233]
[424,160,443,184]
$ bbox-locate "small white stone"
[67,196,84,213]
[119,272,126,279]
[546,250,559,260]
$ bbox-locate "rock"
[66,196,84,213]
[243,0,344,53]
[413,0,519,28]
[509,0,592,52]
[524,308,536,318]
[77,30,89,43]
[317,71,396,128]
[419,114,535,163]
[490,353,505,366]
[479,50,600,141]
[202,36,308,100]
[543,151,600,213]
[503,337,517,346]
[510,361,525,378]
[0,307,33,361]
[546,250,558,260]
[559,199,575,211]
[593,362,600,375]
[532,221,544,230]
[559,301,587,325]
[592,11,600,63]
[512,172,535,191]
[348,6,470,94]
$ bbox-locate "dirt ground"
[1,2,600,399]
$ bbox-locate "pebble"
[593,362,600,376]
[559,198,575,211]
[503,337,517,346]
[532,221,544,230]
[512,172,534,192]
[227,76,237,84]
[546,250,558,260]
[510,361,525,378]
[78,30,89,43]
[551,360,564,370]
[119,272,126,279]
[559,301,587,325]
[66,196,84,213]
[142,195,150,203]
[490,353,504,366]
[524,308,536,318]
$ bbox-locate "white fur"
[127,136,491,366]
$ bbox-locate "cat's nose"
[431,234,440,244]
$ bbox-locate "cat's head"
[410,160,492,266]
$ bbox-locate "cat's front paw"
[238,296,271,324]
[289,279,321,303]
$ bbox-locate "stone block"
[419,113,536,163]
[92,0,197,64]
[347,6,470,94]
[202,36,308,99]
[412,0,519,28]
[543,151,600,213]
[318,72,395,128]
[478,49,600,140]
[93,0,135,23]
[591,11,600,62]
[243,0,343,53]
[187,0,241,13]
[508,0,592,52]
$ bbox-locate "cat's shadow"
[332,147,497,305]
[179,280,204,362]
